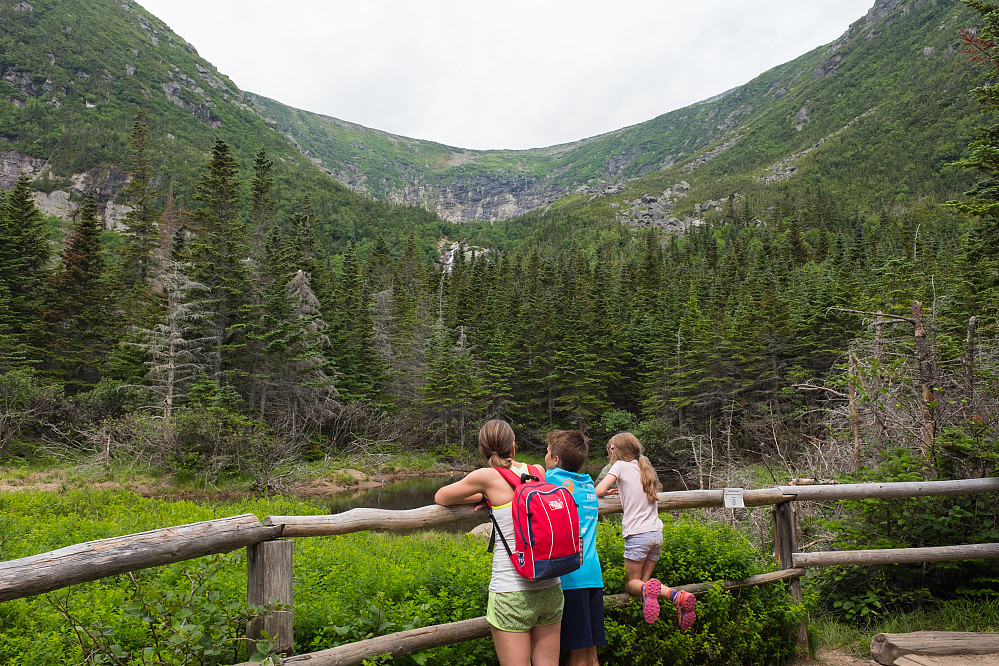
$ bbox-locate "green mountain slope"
[0,0,449,259]
[248,0,981,225]
[0,0,983,236]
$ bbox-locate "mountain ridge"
[242,0,979,224]
[0,0,983,233]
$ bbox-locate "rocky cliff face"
[388,172,571,223]
[0,150,130,228]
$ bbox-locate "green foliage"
[44,556,271,665]
[808,448,999,624]
[0,490,804,665]
[599,515,804,665]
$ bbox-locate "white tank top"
[488,464,561,593]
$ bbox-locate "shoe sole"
[642,578,662,624]
[676,591,696,631]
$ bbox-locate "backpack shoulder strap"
[495,466,522,487]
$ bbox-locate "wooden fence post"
[247,540,294,659]
[773,501,809,655]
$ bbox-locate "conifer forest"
[1,2,999,657]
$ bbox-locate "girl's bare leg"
[529,622,561,666]
[624,558,655,596]
[491,627,532,666]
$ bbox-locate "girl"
[434,419,563,666]
[594,432,696,630]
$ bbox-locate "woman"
[434,419,562,666]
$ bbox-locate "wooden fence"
[1,477,997,666]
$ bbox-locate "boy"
[544,430,604,666]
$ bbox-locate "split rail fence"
[1,477,997,666]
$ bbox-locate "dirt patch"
[807,648,872,665]
[0,467,439,502]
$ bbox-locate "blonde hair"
[608,432,661,502]
[479,419,515,469]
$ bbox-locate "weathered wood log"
[267,504,485,537]
[871,631,999,665]
[269,479,999,537]
[604,567,807,602]
[0,514,282,602]
[793,542,999,568]
[271,488,794,537]
[778,477,999,502]
[232,571,806,666]
[774,502,809,654]
[247,540,294,658]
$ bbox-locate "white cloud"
[138,0,875,150]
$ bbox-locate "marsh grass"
[809,598,999,658]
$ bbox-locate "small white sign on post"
[723,487,745,509]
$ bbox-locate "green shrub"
[0,491,803,665]
[810,447,999,624]
[599,515,804,665]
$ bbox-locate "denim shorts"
[624,529,663,561]
[486,584,564,632]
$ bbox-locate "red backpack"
[488,466,582,580]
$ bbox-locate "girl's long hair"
[608,432,661,502]
[479,419,515,469]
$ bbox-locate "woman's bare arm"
[434,468,488,506]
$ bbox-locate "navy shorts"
[559,587,606,651]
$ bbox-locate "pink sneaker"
[641,578,662,623]
[668,588,697,631]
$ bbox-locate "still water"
[326,474,486,533]
[323,463,637,534]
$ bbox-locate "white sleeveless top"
[488,463,561,593]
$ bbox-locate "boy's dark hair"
[546,430,588,472]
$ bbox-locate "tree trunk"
[964,315,977,418]
[848,354,862,471]
[911,301,936,460]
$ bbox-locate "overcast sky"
[138,1,876,151]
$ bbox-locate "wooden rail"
[0,514,283,602]
[1,477,996,665]
[266,477,999,537]
[230,569,810,666]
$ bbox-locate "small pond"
[324,465,687,534]
[327,474,482,533]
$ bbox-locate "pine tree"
[249,149,276,257]
[134,260,216,423]
[120,108,160,285]
[39,193,109,393]
[0,173,50,356]
[187,139,250,381]
[326,244,385,401]
[420,320,483,448]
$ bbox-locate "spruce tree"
[0,173,50,356]
[39,194,109,393]
[120,108,160,286]
[134,260,215,423]
[187,139,249,382]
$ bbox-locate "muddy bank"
[0,466,468,503]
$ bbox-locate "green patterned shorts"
[486,584,564,633]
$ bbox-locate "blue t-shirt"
[545,467,603,590]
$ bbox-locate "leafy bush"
[600,515,804,665]
[0,490,803,665]
[808,448,999,624]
